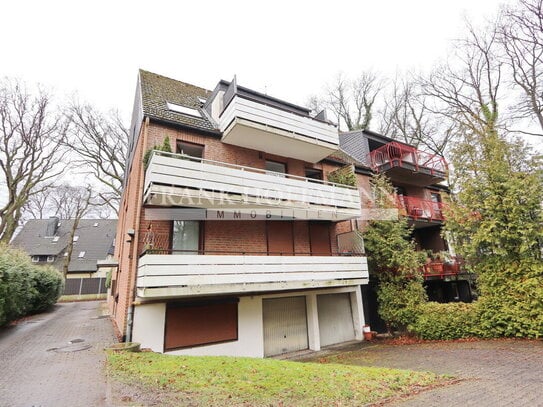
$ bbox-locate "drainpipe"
[126,116,150,343]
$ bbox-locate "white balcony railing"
[136,253,368,299]
[218,95,339,163]
[144,151,362,221]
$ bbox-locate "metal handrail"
[140,248,365,257]
[368,142,448,174]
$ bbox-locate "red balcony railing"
[369,142,447,175]
[422,260,461,278]
[396,195,445,221]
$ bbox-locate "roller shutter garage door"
[317,293,355,347]
[263,297,308,357]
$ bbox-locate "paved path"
[307,339,543,406]
[0,301,116,407]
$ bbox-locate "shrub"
[378,280,427,330]
[408,302,482,340]
[0,245,64,326]
[28,266,64,313]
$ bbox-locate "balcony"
[218,95,339,163]
[369,142,447,186]
[144,151,362,221]
[423,260,461,279]
[397,196,445,223]
[136,251,369,299]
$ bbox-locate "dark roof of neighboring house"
[338,131,371,166]
[139,69,217,133]
[11,219,117,274]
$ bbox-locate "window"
[52,236,59,242]
[265,160,286,177]
[31,256,39,263]
[47,256,55,263]
[176,140,204,158]
[166,102,201,118]
[172,221,200,254]
[305,168,323,181]
[73,236,79,242]
[78,251,86,258]
[164,300,238,351]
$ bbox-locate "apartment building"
[110,71,369,357]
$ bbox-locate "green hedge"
[0,245,64,326]
[408,302,482,340]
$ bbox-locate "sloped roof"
[139,69,217,133]
[338,131,372,167]
[11,219,117,274]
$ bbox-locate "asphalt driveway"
[0,301,116,407]
[306,339,543,406]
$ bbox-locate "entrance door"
[309,222,331,255]
[263,297,308,356]
[267,222,294,255]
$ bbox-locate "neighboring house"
[111,70,368,357]
[336,130,474,330]
[12,218,117,296]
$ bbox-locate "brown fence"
[63,277,107,296]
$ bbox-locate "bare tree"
[379,75,456,156]
[65,102,129,214]
[62,186,92,277]
[23,186,54,220]
[420,22,504,141]
[311,71,385,131]
[499,0,543,136]
[0,79,68,243]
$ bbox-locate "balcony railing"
[218,94,339,163]
[144,151,362,221]
[423,260,462,278]
[397,196,445,222]
[368,142,447,185]
[136,251,368,299]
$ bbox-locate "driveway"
[306,339,543,406]
[0,301,116,407]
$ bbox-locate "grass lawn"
[107,351,446,406]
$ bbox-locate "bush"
[408,302,482,340]
[378,280,427,330]
[0,245,64,326]
[28,266,64,313]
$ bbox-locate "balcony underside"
[222,118,338,163]
[136,254,368,300]
[377,162,446,186]
[144,184,361,221]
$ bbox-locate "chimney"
[45,216,59,237]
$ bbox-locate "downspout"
[126,116,150,343]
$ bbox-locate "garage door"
[317,293,355,347]
[263,297,308,357]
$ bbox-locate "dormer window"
[31,256,39,263]
[93,222,99,227]
[73,236,79,242]
[166,102,201,118]
[47,256,55,263]
[52,236,59,242]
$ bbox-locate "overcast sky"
[1,0,512,121]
